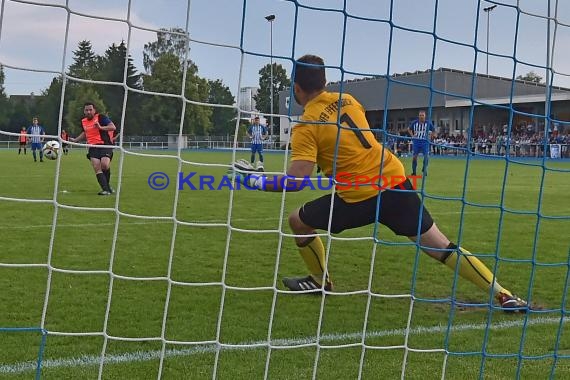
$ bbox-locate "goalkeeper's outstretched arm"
[259,160,315,192]
[230,159,315,192]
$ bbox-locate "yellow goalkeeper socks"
[298,236,330,284]
[443,245,512,297]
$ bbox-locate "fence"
[0,139,283,151]
[391,141,569,159]
[1,140,568,158]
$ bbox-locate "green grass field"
[1,148,569,379]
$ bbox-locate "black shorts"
[298,179,434,236]
[87,147,113,160]
[19,142,26,146]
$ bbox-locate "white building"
[238,87,259,114]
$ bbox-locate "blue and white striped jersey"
[248,124,267,144]
[410,120,434,140]
[26,125,45,143]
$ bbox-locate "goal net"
[0,0,569,379]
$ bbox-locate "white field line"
[0,316,566,375]
[0,219,255,230]
[0,210,506,231]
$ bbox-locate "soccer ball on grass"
[42,140,60,160]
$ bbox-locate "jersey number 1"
[340,113,372,149]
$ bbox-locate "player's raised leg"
[378,180,529,313]
[413,223,529,313]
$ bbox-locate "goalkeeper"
[228,54,528,313]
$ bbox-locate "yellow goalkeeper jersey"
[290,91,405,203]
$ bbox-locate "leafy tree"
[37,77,64,134]
[253,63,290,130]
[516,71,544,84]
[142,27,213,134]
[141,53,183,135]
[142,53,212,135]
[143,27,191,73]
[8,97,33,132]
[184,65,212,135]
[65,88,106,133]
[208,79,236,136]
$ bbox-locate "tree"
[37,77,64,134]
[253,63,290,129]
[63,40,107,134]
[208,79,236,136]
[68,40,100,79]
[143,27,191,73]
[7,97,33,132]
[141,26,213,135]
[516,71,544,84]
[141,53,184,135]
[97,41,142,133]
[65,88,106,133]
[141,53,212,135]
[184,69,212,136]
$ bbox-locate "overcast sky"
[1,0,569,98]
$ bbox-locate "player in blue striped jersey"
[408,110,435,176]
[26,117,46,162]
[247,116,268,171]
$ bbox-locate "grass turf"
[0,148,569,379]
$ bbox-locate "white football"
[42,140,60,160]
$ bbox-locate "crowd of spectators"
[385,123,569,158]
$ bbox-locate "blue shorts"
[31,142,42,150]
[412,141,429,156]
[251,143,263,154]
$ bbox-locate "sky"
[1,0,569,100]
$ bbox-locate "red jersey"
[81,114,113,145]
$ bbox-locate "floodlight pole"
[265,14,276,137]
[483,4,497,75]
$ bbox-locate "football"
[42,140,60,160]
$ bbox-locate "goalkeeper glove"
[225,159,265,190]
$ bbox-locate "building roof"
[8,94,43,104]
[279,68,570,115]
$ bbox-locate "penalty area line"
[0,209,501,231]
[0,218,277,230]
[0,316,566,375]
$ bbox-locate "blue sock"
[412,158,417,174]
